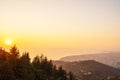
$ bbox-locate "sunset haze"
[0,0,120,59]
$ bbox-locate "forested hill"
[0,46,76,80]
[53,60,120,80]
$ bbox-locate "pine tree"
[32,56,46,80]
[52,65,58,80]
[0,48,15,80]
[57,66,68,80]
[8,46,20,79]
[15,52,34,80]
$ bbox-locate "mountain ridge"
[53,60,120,80]
[59,52,120,68]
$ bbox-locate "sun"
[5,39,12,45]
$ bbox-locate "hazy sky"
[0,0,120,59]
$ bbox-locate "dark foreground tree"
[0,47,16,80]
[15,52,35,80]
[57,66,67,80]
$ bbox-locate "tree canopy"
[0,46,77,80]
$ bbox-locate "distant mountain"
[53,60,120,80]
[59,52,120,68]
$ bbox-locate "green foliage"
[57,66,67,80]
[15,52,34,80]
[0,46,77,80]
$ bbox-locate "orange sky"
[0,0,120,60]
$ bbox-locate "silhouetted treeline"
[0,46,77,80]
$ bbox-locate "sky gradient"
[0,0,120,59]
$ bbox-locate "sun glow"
[5,39,12,45]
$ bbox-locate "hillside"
[59,52,120,68]
[53,60,120,80]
